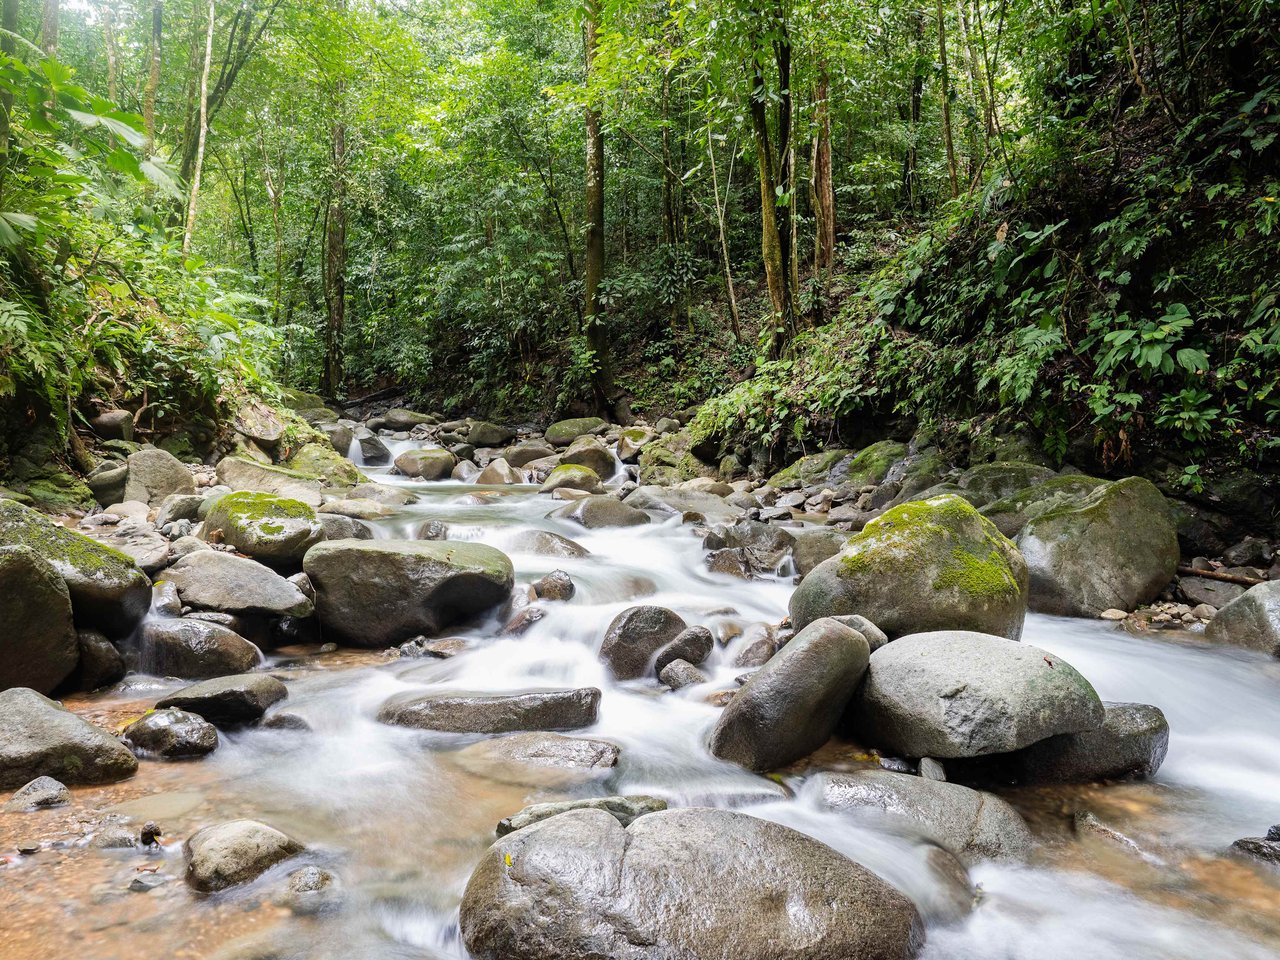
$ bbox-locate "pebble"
[1100,609,1128,620]
[129,873,171,893]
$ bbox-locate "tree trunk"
[812,68,835,285]
[936,0,959,197]
[0,0,16,192]
[182,0,215,254]
[321,9,347,398]
[706,129,742,343]
[749,57,792,358]
[582,0,614,414]
[40,0,59,56]
[103,2,119,102]
[144,0,163,155]
[901,11,925,212]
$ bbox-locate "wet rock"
[410,519,448,542]
[163,551,314,618]
[1178,576,1245,608]
[545,417,606,447]
[317,513,373,541]
[261,711,311,731]
[539,464,603,495]
[0,687,138,788]
[501,605,545,635]
[1018,477,1179,616]
[468,421,516,448]
[129,872,173,893]
[654,625,714,673]
[124,449,196,505]
[63,628,126,692]
[82,516,172,573]
[659,659,707,689]
[474,457,524,485]
[508,529,590,558]
[347,483,420,507]
[624,485,743,525]
[138,619,262,679]
[451,732,620,787]
[827,614,889,652]
[1232,837,1280,866]
[599,605,687,680]
[561,436,614,479]
[531,570,575,602]
[814,769,1033,864]
[505,440,557,467]
[216,456,325,506]
[459,807,924,960]
[203,492,325,564]
[452,460,481,482]
[123,708,219,758]
[706,547,753,578]
[850,630,1104,758]
[497,795,667,837]
[396,635,469,659]
[790,527,849,577]
[0,545,78,694]
[155,674,288,727]
[303,539,514,647]
[4,775,71,811]
[1014,701,1169,783]
[0,499,151,637]
[549,495,649,529]
[184,819,304,892]
[394,448,456,480]
[616,427,654,462]
[710,618,870,772]
[1204,581,1280,656]
[383,408,438,430]
[379,688,601,733]
[279,865,338,915]
[790,495,1028,641]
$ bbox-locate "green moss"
[211,491,318,523]
[933,548,1020,601]
[770,448,853,488]
[0,498,137,577]
[284,441,365,487]
[21,472,95,511]
[839,440,907,487]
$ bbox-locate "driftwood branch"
[1178,565,1267,587]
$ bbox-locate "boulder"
[90,409,135,442]
[1204,582,1280,656]
[378,688,601,733]
[636,428,720,486]
[616,427,654,463]
[1018,477,1180,616]
[123,448,196,505]
[660,659,707,689]
[1014,701,1169,783]
[232,401,286,449]
[459,807,924,960]
[599,605,687,680]
[497,795,667,837]
[1179,576,1245,608]
[155,674,288,727]
[957,461,1056,501]
[203,492,325,564]
[531,570,575,602]
[3,775,70,811]
[545,417,606,447]
[283,442,364,487]
[156,493,206,528]
[382,407,437,430]
[355,428,392,465]
[468,421,516,447]
[215,456,324,506]
[624,485,743,525]
[850,631,1104,758]
[123,708,219,758]
[317,421,354,456]
[475,457,524,485]
[63,628,126,692]
[654,625,713,673]
[317,513,373,541]
[769,448,855,490]
[138,619,262,679]
[549,495,649,529]
[81,516,172,573]
[507,529,590,558]
[505,440,557,467]
[162,551,314,617]
[539,464,603,495]
[303,539,514,647]
[710,618,870,771]
[814,770,1033,864]
[561,436,615,479]
[704,519,795,574]
[790,495,1028,641]
[790,527,849,577]
[0,687,138,788]
[0,545,78,694]
[0,499,150,637]
[185,820,304,892]
[394,448,456,480]
[86,461,128,505]
[451,732,619,787]
[978,475,1106,537]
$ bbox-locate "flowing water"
[3,444,1280,959]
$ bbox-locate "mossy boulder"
[0,499,150,638]
[616,427,654,463]
[835,440,909,488]
[958,461,1056,502]
[979,475,1107,537]
[769,449,854,491]
[215,456,324,506]
[203,492,325,564]
[540,464,604,495]
[284,442,365,487]
[545,417,607,448]
[394,448,456,480]
[636,428,719,486]
[123,448,196,505]
[549,495,650,529]
[467,420,516,447]
[1017,477,1179,616]
[279,388,329,412]
[382,407,439,430]
[21,470,96,511]
[790,494,1028,641]
[232,400,286,450]
[561,436,615,478]
[303,539,515,646]
[0,545,78,694]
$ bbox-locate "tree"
[183,0,216,254]
[582,0,614,414]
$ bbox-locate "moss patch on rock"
[637,428,719,485]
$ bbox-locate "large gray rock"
[451,732,620,788]
[561,436,615,479]
[468,421,516,447]
[1205,581,1280,656]
[850,631,1105,758]
[791,495,1028,641]
[957,461,1056,501]
[215,456,324,506]
[155,674,288,727]
[814,770,1033,864]
[123,708,219,758]
[0,499,150,637]
[624,484,744,525]
[378,688,601,733]
[138,619,262,679]
[550,495,649,529]
[790,527,849,577]
[544,417,606,447]
[0,688,138,788]
[539,464,603,495]
[598,605,687,680]
[382,407,437,430]
[162,551,314,618]
[978,475,1107,537]
[506,529,590,558]
[394,448,456,480]
[654,625,714,673]
[185,820,304,892]
[124,448,196,504]
[1018,477,1180,616]
[497,795,667,837]
[1015,701,1169,783]
[460,807,924,960]
[63,628,126,692]
[303,539,514,647]
[505,440,557,467]
[474,457,524,485]
[202,492,325,564]
[81,516,172,573]
[710,618,870,771]
[0,545,78,694]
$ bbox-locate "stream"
[3,442,1280,960]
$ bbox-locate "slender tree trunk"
[258,128,285,323]
[773,16,796,318]
[812,67,835,287]
[0,0,16,193]
[40,0,59,56]
[321,6,347,398]
[901,11,925,212]
[182,0,215,254]
[706,129,742,343]
[103,2,119,101]
[749,57,792,358]
[144,0,163,155]
[582,0,614,414]
[936,0,959,197]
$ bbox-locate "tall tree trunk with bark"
[749,53,793,358]
[182,0,215,254]
[40,0,59,55]
[812,66,835,300]
[706,129,742,343]
[582,0,614,415]
[901,10,925,212]
[144,0,163,154]
[936,0,959,197]
[103,2,119,101]
[321,2,347,398]
[0,0,16,193]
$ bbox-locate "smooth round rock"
[138,619,261,679]
[599,605,687,680]
[378,688,601,733]
[549,496,649,529]
[0,688,138,788]
[123,708,219,759]
[0,545,78,694]
[1015,701,1169,783]
[1205,581,1280,656]
[184,819,303,892]
[155,674,288,727]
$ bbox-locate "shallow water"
[3,462,1280,960]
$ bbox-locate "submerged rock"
[549,495,649,529]
[451,732,619,787]
[4,775,71,811]
[184,819,304,892]
[506,529,590,558]
[496,795,667,837]
[598,605,687,680]
[155,674,288,727]
[303,539,514,647]
[0,688,138,788]
[123,708,219,758]
[459,807,924,960]
[378,688,601,733]
[0,545,78,694]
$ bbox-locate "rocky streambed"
[2,410,1280,960]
